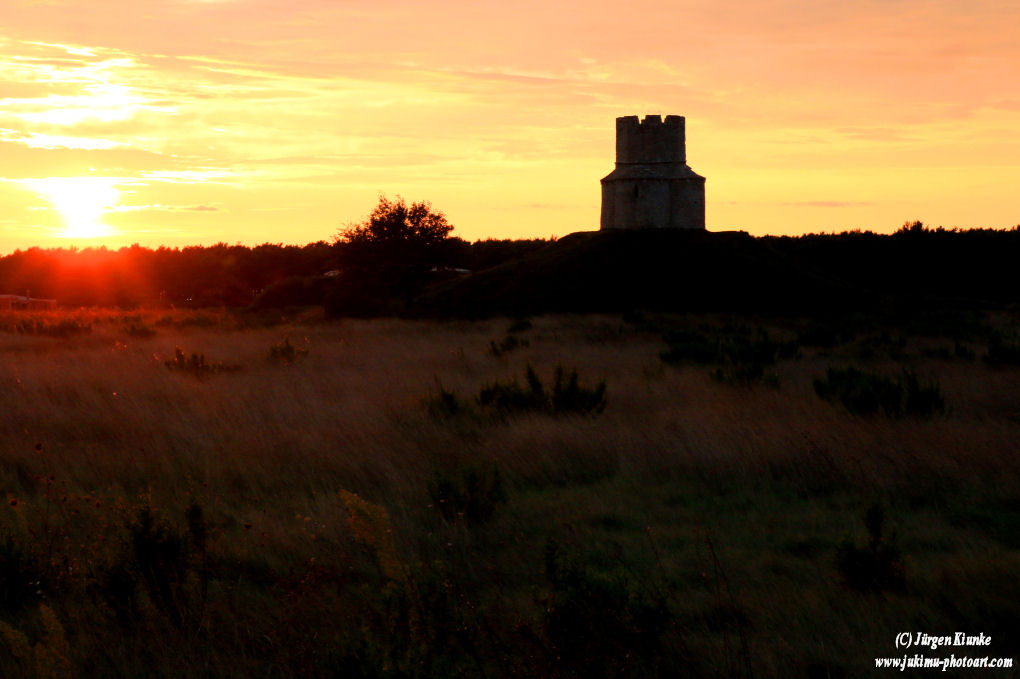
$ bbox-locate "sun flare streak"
[24,177,121,238]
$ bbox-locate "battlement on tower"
[615,114,686,165]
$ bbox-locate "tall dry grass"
[0,309,1017,677]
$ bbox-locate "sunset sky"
[1,0,1017,252]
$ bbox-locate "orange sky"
[1,0,1017,252]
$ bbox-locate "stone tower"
[600,114,705,230]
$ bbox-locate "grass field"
[0,309,1018,677]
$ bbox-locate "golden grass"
[0,309,1017,677]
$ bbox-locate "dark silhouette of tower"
[600,115,705,230]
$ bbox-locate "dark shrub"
[550,365,607,415]
[123,504,208,630]
[488,334,528,357]
[835,504,905,592]
[424,385,463,419]
[506,318,532,334]
[920,341,976,361]
[164,346,241,377]
[478,364,606,416]
[477,364,548,413]
[711,362,778,387]
[985,333,1020,366]
[659,329,720,364]
[901,370,946,416]
[124,323,157,338]
[814,367,944,417]
[541,540,673,677]
[13,317,92,337]
[267,337,309,364]
[427,461,507,523]
[662,325,796,386]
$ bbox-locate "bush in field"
[6,316,92,338]
[710,362,779,387]
[835,504,905,592]
[478,364,548,413]
[427,461,507,523]
[424,385,464,419]
[661,325,796,385]
[164,347,240,377]
[661,326,798,365]
[900,371,947,415]
[814,366,944,417]
[478,364,607,416]
[920,341,976,361]
[106,504,209,631]
[985,332,1020,366]
[550,365,608,414]
[658,329,721,365]
[540,540,674,676]
[266,337,308,364]
[488,334,529,358]
[124,322,157,338]
[489,319,533,357]
[813,367,900,415]
[506,318,532,333]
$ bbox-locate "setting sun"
[25,177,120,239]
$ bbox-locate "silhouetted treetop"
[325,195,459,316]
[337,195,453,250]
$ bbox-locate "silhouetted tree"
[327,195,456,316]
[336,195,453,268]
[896,220,927,235]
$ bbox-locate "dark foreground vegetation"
[0,308,1017,677]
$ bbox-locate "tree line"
[0,197,549,309]
[2,201,1016,312]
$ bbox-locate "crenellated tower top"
[615,114,686,165]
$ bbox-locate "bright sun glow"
[25,177,121,238]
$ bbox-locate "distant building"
[0,295,57,310]
[600,114,706,230]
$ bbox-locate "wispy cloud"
[784,201,877,208]
[724,201,877,208]
[111,203,220,212]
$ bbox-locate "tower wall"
[601,178,704,230]
[669,179,705,229]
[600,114,706,230]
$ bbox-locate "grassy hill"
[413,227,1020,318]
